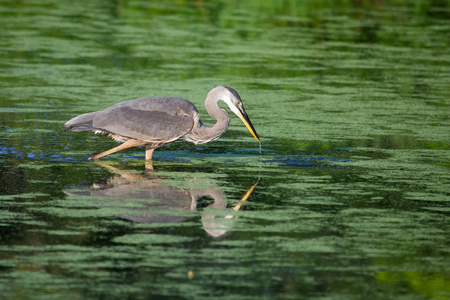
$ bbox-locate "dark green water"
[1,0,449,299]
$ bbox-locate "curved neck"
[190,89,230,144]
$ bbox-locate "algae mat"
[0,0,449,299]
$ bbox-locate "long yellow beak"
[237,109,259,141]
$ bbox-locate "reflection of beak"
[233,182,258,211]
[237,108,260,141]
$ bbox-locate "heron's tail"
[64,111,98,132]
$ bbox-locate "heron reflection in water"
[66,163,257,237]
[65,86,259,161]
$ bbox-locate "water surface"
[0,0,449,299]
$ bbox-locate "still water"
[0,0,449,299]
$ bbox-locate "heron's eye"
[236,101,241,105]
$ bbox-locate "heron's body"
[65,86,259,161]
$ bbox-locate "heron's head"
[213,86,260,141]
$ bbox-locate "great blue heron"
[65,86,259,161]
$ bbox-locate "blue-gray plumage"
[65,86,259,161]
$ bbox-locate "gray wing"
[93,97,197,142]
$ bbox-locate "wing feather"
[92,97,196,143]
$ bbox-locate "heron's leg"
[145,145,155,161]
[89,139,147,161]
[145,145,155,171]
